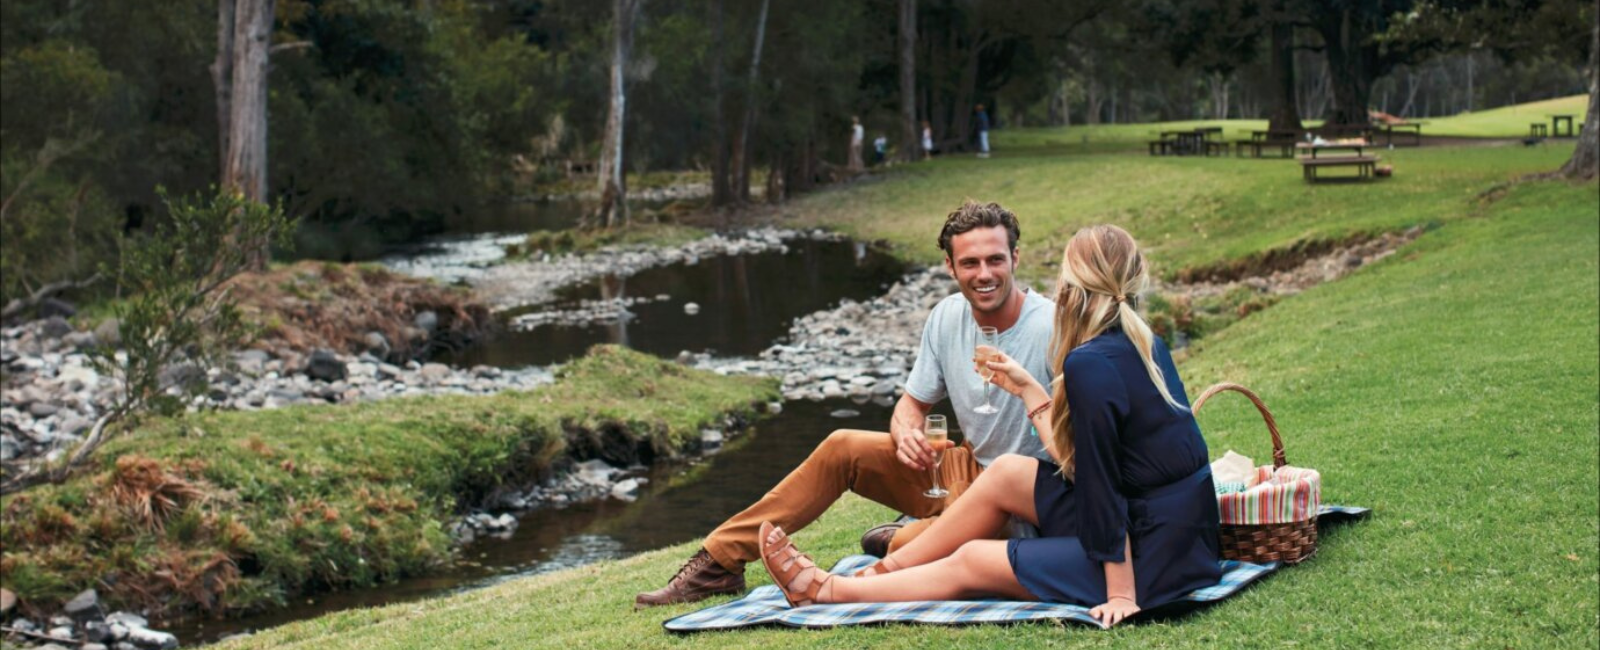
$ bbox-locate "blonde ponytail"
[1044,225,1184,479]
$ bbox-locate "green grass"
[1420,94,1590,138]
[0,345,778,617]
[216,146,1597,647]
[786,136,1572,284]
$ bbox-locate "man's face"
[944,225,1018,315]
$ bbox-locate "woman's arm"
[1091,533,1140,626]
[982,353,1061,462]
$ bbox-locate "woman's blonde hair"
[1047,225,1185,477]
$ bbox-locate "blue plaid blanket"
[663,504,1369,633]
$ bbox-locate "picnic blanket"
[663,505,1369,633]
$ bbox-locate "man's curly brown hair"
[936,200,1021,259]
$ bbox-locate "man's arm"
[889,392,937,471]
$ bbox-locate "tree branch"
[0,273,104,323]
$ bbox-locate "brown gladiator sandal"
[758,522,833,608]
[853,555,901,577]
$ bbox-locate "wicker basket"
[1195,382,1319,565]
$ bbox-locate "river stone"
[126,626,178,650]
[377,363,403,380]
[419,363,451,382]
[49,626,75,640]
[85,621,113,643]
[63,588,102,621]
[41,316,74,338]
[58,363,99,387]
[93,318,122,348]
[0,587,15,614]
[37,644,72,650]
[83,644,109,650]
[611,478,640,501]
[29,402,60,418]
[413,310,439,334]
[830,409,861,419]
[108,623,130,640]
[683,302,701,315]
[305,349,347,382]
[362,331,392,357]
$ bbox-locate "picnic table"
[1149,128,1227,156]
[1550,114,1577,138]
[1236,129,1303,158]
[1375,122,1423,147]
[1296,141,1380,182]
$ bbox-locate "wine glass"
[922,415,950,498]
[972,326,1000,414]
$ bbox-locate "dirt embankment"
[226,262,492,362]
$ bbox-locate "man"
[635,201,1056,608]
[848,116,866,173]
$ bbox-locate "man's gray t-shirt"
[904,289,1056,467]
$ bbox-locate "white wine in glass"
[923,415,950,498]
[972,326,1000,414]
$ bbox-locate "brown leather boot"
[634,548,744,609]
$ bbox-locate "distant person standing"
[921,120,935,159]
[975,104,991,159]
[848,116,866,173]
[873,134,888,165]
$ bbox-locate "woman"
[758,225,1221,627]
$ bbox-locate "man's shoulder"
[1017,289,1056,330]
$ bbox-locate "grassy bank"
[215,168,1596,647]
[0,346,778,617]
[1419,94,1589,138]
[789,127,1573,284]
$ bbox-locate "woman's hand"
[1089,596,1139,627]
[980,351,1040,398]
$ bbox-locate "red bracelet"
[1027,400,1052,420]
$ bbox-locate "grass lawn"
[216,136,1597,647]
[788,132,1574,285]
[1420,94,1590,138]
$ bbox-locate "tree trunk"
[594,0,643,229]
[1266,18,1303,132]
[897,0,919,162]
[211,0,236,179]
[709,0,731,208]
[1316,6,1373,127]
[732,0,770,204]
[221,0,273,270]
[952,46,979,149]
[1561,0,1599,180]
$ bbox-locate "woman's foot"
[853,554,901,577]
[758,522,834,607]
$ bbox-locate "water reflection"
[447,239,906,368]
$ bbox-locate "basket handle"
[1193,382,1287,469]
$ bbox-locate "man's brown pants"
[703,429,987,574]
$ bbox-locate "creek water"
[167,205,927,645]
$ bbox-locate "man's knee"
[816,429,885,463]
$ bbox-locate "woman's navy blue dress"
[1006,327,1222,610]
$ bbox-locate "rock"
[63,588,103,621]
[305,349,348,382]
[85,621,113,643]
[700,429,724,445]
[413,310,440,334]
[361,331,392,358]
[683,302,701,315]
[115,643,140,650]
[829,408,861,419]
[49,626,75,640]
[377,363,403,380]
[29,402,60,418]
[611,478,640,500]
[765,401,783,415]
[41,316,74,339]
[158,362,205,390]
[0,586,15,614]
[1,436,20,461]
[64,330,98,349]
[37,644,73,650]
[59,363,100,387]
[93,319,122,348]
[418,363,451,382]
[125,626,178,650]
[83,645,109,650]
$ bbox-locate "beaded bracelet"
[1026,399,1052,420]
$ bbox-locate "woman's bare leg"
[829,540,1033,602]
[882,454,1040,571]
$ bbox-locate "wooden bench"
[1529,123,1549,138]
[1299,155,1380,182]
[1236,139,1297,158]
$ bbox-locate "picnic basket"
[1194,382,1321,565]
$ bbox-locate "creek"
[168,203,923,645]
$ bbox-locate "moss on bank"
[0,345,777,618]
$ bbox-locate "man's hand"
[891,419,936,471]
